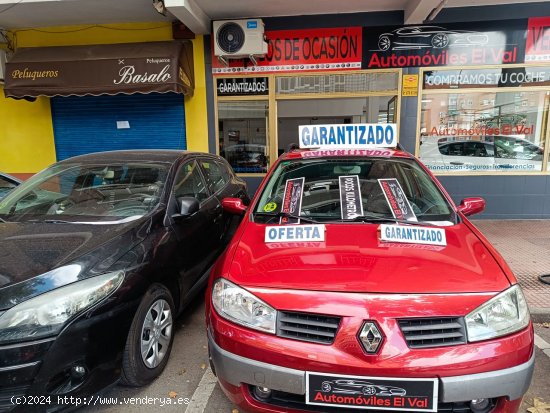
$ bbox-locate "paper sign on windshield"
[378,178,417,222]
[339,175,364,220]
[380,224,447,246]
[281,177,305,224]
[299,124,397,149]
[265,225,326,243]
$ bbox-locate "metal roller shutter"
[51,92,186,161]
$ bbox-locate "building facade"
[206,3,550,218]
[0,22,208,180]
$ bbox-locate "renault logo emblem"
[358,321,383,353]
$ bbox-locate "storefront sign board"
[216,77,268,96]
[526,17,550,62]
[362,20,527,69]
[402,74,419,96]
[212,27,362,74]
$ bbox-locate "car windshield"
[253,157,456,225]
[0,162,169,223]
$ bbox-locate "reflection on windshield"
[0,163,168,222]
[254,158,456,225]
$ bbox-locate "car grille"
[249,387,496,412]
[276,311,340,344]
[398,317,467,348]
[0,385,30,412]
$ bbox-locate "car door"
[169,159,218,299]
[197,158,229,251]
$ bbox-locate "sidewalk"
[472,220,550,322]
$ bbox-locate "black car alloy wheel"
[121,284,175,386]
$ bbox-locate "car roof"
[56,150,214,165]
[278,148,415,161]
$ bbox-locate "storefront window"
[218,101,269,174]
[419,90,548,173]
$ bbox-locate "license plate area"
[306,372,438,412]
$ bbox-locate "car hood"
[0,219,147,309]
[227,221,510,294]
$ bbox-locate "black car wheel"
[121,284,175,386]
[431,33,449,48]
[378,35,391,51]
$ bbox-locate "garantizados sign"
[216,77,268,95]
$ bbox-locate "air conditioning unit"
[213,19,268,60]
[0,49,6,84]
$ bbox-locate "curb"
[531,308,550,323]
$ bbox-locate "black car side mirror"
[173,197,200,219]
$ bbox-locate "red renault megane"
[205,124,534,413]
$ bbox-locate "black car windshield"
[253,157,456,225]
[0,162,169,223]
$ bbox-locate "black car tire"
[120,284,175,387]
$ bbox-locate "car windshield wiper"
[253,211,319,224]
[0,217,7,223]
[341,214,437,227]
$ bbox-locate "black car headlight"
[0,271,124,344]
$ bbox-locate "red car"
[205,138,534,413]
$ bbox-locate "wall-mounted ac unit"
[0,49,6,84]
[213,19,268,59]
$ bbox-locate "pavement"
[472,220,550,321]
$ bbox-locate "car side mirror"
[222,198,247,215]
[457,197,485,217]
[174,197,200,219]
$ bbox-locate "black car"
[0,172,21,199]
[0,150,248,412]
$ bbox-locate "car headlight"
[212,278,276,334]
[465,284,530,342]
[0,271,124,344]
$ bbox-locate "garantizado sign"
[216,77,268,96]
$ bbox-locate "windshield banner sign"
[339,175,364,220]
[280,178,305,224]
[378,179,417,221]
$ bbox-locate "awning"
[3,41,194,99]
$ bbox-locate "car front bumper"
[208,331,534,404]
[0,298,138,413]
[207,288,535,413]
